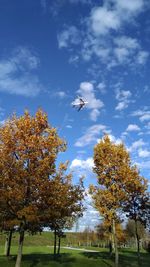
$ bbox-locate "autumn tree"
[96,220,126,250]
[91,135,135,267]
[38,162,84,255]
[0,109,66,267]
[0,132,19,257]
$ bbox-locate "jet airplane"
[72,96,88,111]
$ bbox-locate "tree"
[123,170,149,260]
[0,109,66,267]
[38,162,84,255]
[96,220,126,251]
[125,219,146,248]
[91,135,134,267]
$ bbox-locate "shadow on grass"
[17,253,75,267]
[82,251,110,260]
[82,252,113,267]
[82,250,150,267]
[119,250,150,267]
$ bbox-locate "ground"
[0,232,149,267]
[0,246,150,267]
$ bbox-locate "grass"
[0,232,150,267]
[0,246,150,267]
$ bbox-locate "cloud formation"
[58,26,81,48]
[126,124,140,132]
[90,0,145,36]
[75,124,108,147]
[115,89,132,111]
[58,0,149,69]
[131,108,150,122]
[0,47,42,97]
[77,82,104,121]
[128,139,146,152]
[138,149,150,158]
[70,157,94,172]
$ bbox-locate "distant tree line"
[64,220,149,250]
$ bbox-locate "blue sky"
[0,0,150,228]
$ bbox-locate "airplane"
[72,96,88,111]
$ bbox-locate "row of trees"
[91,135,150,266]
[62,219,148,249]
[0,109,149,267]
[0,110,84,267]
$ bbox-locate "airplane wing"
[78,104,84,111]
[79,98,84,104]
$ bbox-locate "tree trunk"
[57,236,61,255]
[109,239,113,256]
[112,219,119,267]
[15,227,25,267]
[135,220,140,263]
[109,226,113,256]
[54,229,57,255]
[5,230,13,257]
[4,233,9,256]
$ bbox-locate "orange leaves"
[92,134,148,225]
[0,109,67,227]
[0,108,84,235]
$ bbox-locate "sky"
[0,0,150,230]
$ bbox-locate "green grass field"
[0,246,150,267]
[0,232,150,267]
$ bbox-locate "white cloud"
[140,114,150,122]
[115,89,132,111]
[114,36,140,49]
[136,50,149,64]
[145,122,150,130]
[128,139,146,152]
[97,82,106,94]
[57,26,80,48]
[75,124,108,147]
[135,160,150,170]
[126,124,140,132]
[58,0,149,69]
[77,82,104,121]
[89,108,100,121]
[113,36,142,64]
[70,157,94,172]
[116,89,132,101]
[90,7,120,36]
[138,149,150,158]
[0,47,42,97]
[90,0,146,37]
[12,47,40,69]
[114,0,144,13]
[74,191,100,231]
[116,102,128,111]
[131,109,150,122]
[54,91,67,98]
[66,125,72,129]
